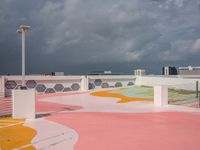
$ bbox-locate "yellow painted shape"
[0,118,37,150]
[91,90,152,103]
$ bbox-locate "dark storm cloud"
[0,0,200,75]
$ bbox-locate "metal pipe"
[22,30,25,87]
[199,91,200,108]
[196,81,198,98]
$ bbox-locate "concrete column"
[12,89,35,119]
[154,85,168,106]
[81,75,88,91]
[135,76,141,86]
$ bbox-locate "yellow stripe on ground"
[0,118,37,150]
[91,90,152,103]
[0,120,22,123]
[0,123,19,126]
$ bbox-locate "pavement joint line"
[0,122,23,128]
[37,138,69,150]
[13,132,73,150]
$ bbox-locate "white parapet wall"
[12,89,36,119]
[0,75,137,97]
[0,76,5,97]
[4,75,83,96]
[88,75,136,89]
[135,76,200,91]
[154,85,168,106]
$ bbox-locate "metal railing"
[168,81,200,108]
[0,95,12,117]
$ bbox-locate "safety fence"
[168,82,200,108]
[0,96,12,117]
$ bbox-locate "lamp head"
[17,25,31,34]
[19,25,31,30]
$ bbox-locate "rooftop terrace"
[0,75,200,150]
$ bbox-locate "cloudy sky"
[0,0,200,75]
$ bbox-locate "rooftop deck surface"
[0,88,200,150]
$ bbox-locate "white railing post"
[81,75,88,91]
[154,85,168,106]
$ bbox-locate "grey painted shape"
[5,80,17,89]
[63,87,73,92]
[54,84,64,92]
[26,80,37,88]
[15,85,27,89]
[127,82,134,86]
[89,83,95,89]
[36,84,46,93]
[115,82,122,87]
[45,88,55,94]
[94,79,102,86]
[101,82,109,88]
[71,83,80,91]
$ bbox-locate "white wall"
[4,75,82,96]
[135,76,200,90]
[0,76,5,97]
[0,75,136,97]
[88,75,136,89]
[88,75,135,80]
[1,75,200,96]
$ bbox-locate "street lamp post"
[17,25,30,89]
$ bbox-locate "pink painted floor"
[48,112,200,150]
[36,101,82,112]
[36,93,83,112]
[2,91,200,150]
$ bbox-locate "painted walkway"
[48,112,200,150]
[1,88,200,150]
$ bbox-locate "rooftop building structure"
[178,66,200,75]
[134,69,146,76]
[162,66,178,76]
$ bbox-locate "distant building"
[178,66,200,75]
[88,71,118,75]
[162,66,178,75]
[51,72,64,76]
[134,69,145,76]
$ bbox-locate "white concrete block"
[154,86,168,106]
[12,89,36,119]
[81,76,88,91]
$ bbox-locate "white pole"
[17,25,30,89]
[22,30,25,87]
